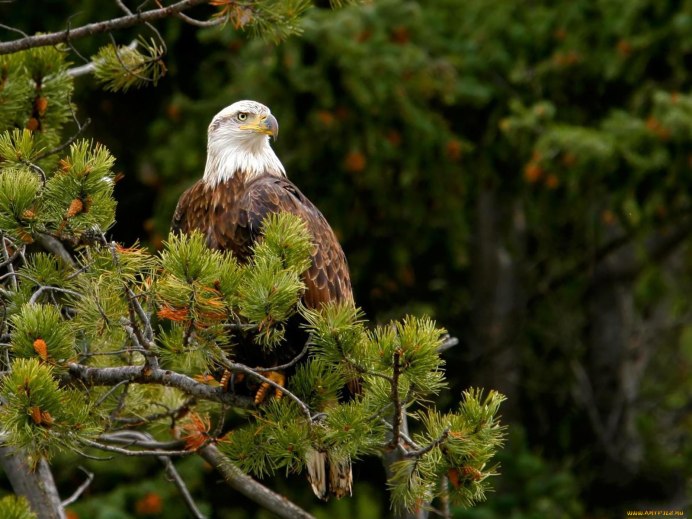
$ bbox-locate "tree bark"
[468,186,524,420]
[0,445,65,519]
[199,445,315,519]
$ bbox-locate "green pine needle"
[254,212,313,275]
[0,56,33,130]
[0,129,42,165]
[289,357,346,409]
[238,253,305,348]
[0,495,37,519]
[160,231,225,284]
[0,166,42,240]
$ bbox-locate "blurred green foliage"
[2,0,691,517]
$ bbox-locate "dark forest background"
[1,1,691,518]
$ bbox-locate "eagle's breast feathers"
[172,172,353,308]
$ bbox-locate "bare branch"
[82,438,192,457]
[33,233,76,267]
[67,362,255,409]
[29,285,82,305]
[100,431,185,450]
[254,341,309,372]
[0,0,212,55]
[1,237,20,291]
[200,444,316,519]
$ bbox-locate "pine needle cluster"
[0,131,117,244]
[94,38,167,93]
[0,359,97,465]
[0,495,37,519]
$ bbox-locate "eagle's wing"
[232,175,353,308]
[171,180,210,237]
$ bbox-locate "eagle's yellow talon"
[254,370,286,404]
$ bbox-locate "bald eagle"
[171,100,353,499]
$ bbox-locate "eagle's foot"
[219,369,245,392]
[254,370,285,404]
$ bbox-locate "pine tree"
[0,4,505,518]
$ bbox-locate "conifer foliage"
[0,26,505,519]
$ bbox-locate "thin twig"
[126,286,154,343]
[254,341,310,372]
[159,455,206,519]
[381,418,421,451]
[95,378,129,407]
[176,12,227,27]
[113,399,194,426]
[61,467,94,507]
[33,118,92,159]
[0,22,27,37]
[0,239,23,269]
[82,438,192,457]
[404,428,449,458]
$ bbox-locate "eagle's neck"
[203,135,286,186]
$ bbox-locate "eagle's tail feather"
[306,448,352,500]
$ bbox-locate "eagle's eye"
[237,112,248,121]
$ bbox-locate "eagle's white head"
[203,100,286,186]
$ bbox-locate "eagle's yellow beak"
[241,114,279,140]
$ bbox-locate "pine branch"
[0,0,211,55]
[99,432,186,450]
[199,444,316,519]
[67,363,255,408]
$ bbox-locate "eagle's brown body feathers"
[172,172,352,308]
